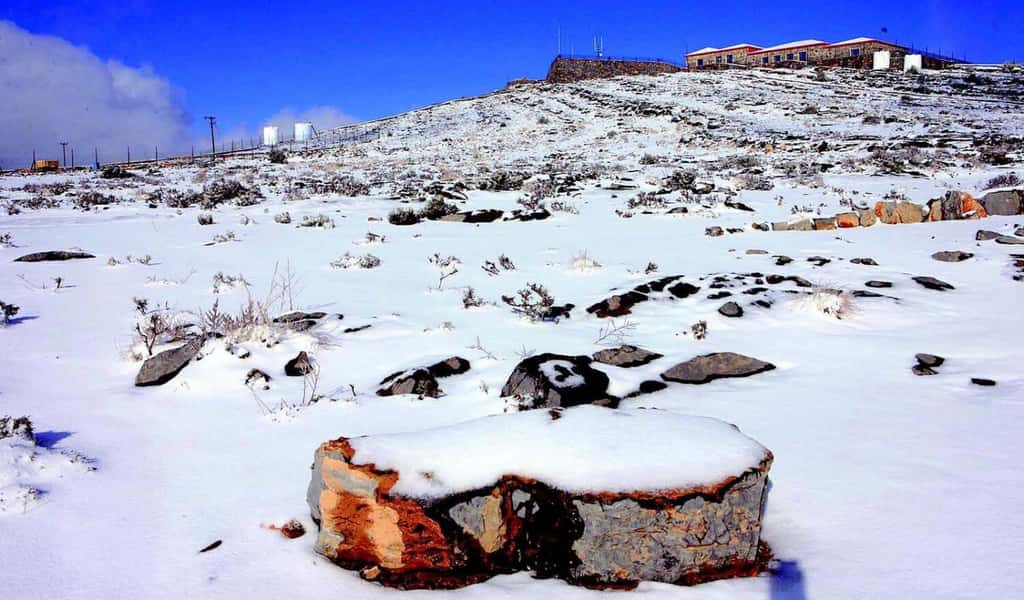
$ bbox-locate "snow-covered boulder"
[500,353,613,409]
[377,357,471,398]
[307,406,773,589]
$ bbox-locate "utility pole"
[94,147,99,169]
[204,115,217,158]
[60,141,68,167]
[71,148,75,169]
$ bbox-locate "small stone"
[931,251,973,262]
[995,235,1024,245]
[135,339,204,387]
[865,280,893,288]
[912,276,955,291]
[285,351,313,377]
[745,249,768,255]
[774,255,793,266]
[971,378,996,386]
[705,226,724,237]
[718,302,743,318]
[912,364,937,376]
[976,230,1001,241]
[807,256,830,267]
[915,353,945,368]
[280,519,306,539]
[14,250,96,263]
[592,345,663,368]
[851,258,878,266]
[661,352,775,384]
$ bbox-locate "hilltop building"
[686,36,958,70]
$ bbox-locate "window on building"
[774,55,781,63]
[787,53,794,61]
[851,48,861,57]
[762,56,769,65]
[716,56,722,64]
[697,58,704,67]
[727,54,734,64]
[799,51,807,61]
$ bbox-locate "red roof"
[826,37,903,49]
[687,44,762,58]
[749,40,829,55]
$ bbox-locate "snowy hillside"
[1,65,1024,598]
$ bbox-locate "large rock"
[875,201,924,225]
[307,406,774,590]
[979,190,1022,216]
[928,191,988,221]
[661,352,775,385]
[134,339,204,386]
[931,251,973,262]
[500,353,613,409]
[14,250,95,262]
[912,276,955,291]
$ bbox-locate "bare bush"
[74,192,119,210]
[388,207,421,225]
[420,197,458,220]
[299,214,335,229]
[502,283,555,322]
[197,213,214,225]
[627,192,667,210]
[428,253,460,290]
[1,300,20,325]
[268,148,287,164]
[274,212,292,224]
[983,173,1021,189]
[482,254,515,276]
[479,170,527,192]
[462,287,485,309]
[736,173,774,191]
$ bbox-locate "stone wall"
[546,57,682,83]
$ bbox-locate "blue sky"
[1,0,1022,164]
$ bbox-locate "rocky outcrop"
[546,57,682,84]
[980,190,1022,216]
[661,352,775,385]
[134,339,204,386]
[14,250,95,262]
[912,276,955,291]
[307,407,773,590]
[500,353,613,409]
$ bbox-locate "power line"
[204,115,217,158]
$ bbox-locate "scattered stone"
[285,351,314,377]
[912,276,955,291]
[912,365,937,376]
[306,407,774,590]
[995,235,1024,245]
[591,345,663,368]
[245,368,272,389]
[279,519,306,539]
[274,311,328,323]
[500,353,614,409]
[624,380,669,398]
[852,290,884,298]
[745,249,768,255]
[851,258,878,266]
[971,378,996,386]
[705,226,724,237]
[718,302,743,318]
[440,209,505,223]
[667,282,701,298]
[198,540,222,554]
[377,368,440,397]
[976,230,1001,241]
[865,280,893,288]
[931,251,974,262]
[661,352,775,385]
[14,250,95,263]
[134,339,204,387]
[774,255,793,266]
[724,199,755,212]
[915,353,945,368]
[807,256,830,267]
[426,356,471,378]
[707,291,732,300]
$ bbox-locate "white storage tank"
[904,54,923,73]
[262,126,279,146]
[294,122,313,143]
[872,50,891,70]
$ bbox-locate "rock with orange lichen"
[306,407,773,590]
[835,212,859,228]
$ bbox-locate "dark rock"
[718,302,743,318]
[441,209,505,223]
[865,280,893,288]
[506,209,551,222]
[774,255,793,266]
[591,345,663,368]
[852,290,884,298]
[724,199,755,212]
[274,311,328,323]
[586,290,648,318]
[377,368,439,398]
[912,365,937,376]
[245,368,272,389]
[426,356,472,378]
[912,276,955,291]
[285,351,314,377]
[915,353,945,368]
[705,226,724,237]
[807,256,830,267]
[667,282,701,298]
[500,353,614,409]
[707,291,732,300]
[14,250,95,263]
[135,339,204,386]
[661,352,775,385]
[931,251,973,262]
[971,378,996,386]
[745,249,768,255]
[851,258,878,266]
[976,230,1001,241]
[624,380,670,398]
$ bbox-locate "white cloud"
[0,20,191,168]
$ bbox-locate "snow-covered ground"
[1,66,1023,599]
